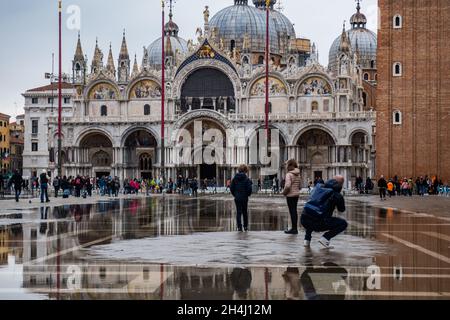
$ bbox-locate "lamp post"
[161,0,166,183]
[57,0,63,178]
[265,0,270,136]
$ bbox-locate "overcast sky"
[0,0,378,119]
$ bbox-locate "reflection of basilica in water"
[22,0,377,188]
[0,197,446,300]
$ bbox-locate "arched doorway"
[176,118,227,186]
[79,132,113,178]
[123,130,158,179]
[350,131,370,180]
[180,68,235,114]
[247,127,287,184]
[297,129,336,183]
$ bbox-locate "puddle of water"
[0,197,449,300]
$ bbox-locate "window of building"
[64,97,71,104]
[311,101,319,113]
[393,62,402,76]
[48,97,54,104]
[31,120,38,135]
[393,15,402,29]
[362,92,367,107]
[370,60,375,69]
[100,105,108,117]
[258,56,264,65]
[144,104,151,116]
[31,142,38,152]
[364,73,369,81]
[268,102,272,113]
[393,110,402,125]
[31,98,38,104]
[323,100,330,112]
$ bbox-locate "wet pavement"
[0,195,449,300]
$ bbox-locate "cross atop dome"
[350,0,367,29]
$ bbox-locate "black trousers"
[286,197,299,230]
[379,187,386,199]
[235,199,249,229]
[301,213,348,241]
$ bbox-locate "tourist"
[377,175,387,200]
[387,179,394,197]
[190,177,198,197]
[230,165,253,232]
[8,170,23,202]
[53,176,61,198]
[365,177,374,194]
[300,176,348,248]
[283,159,302,235]
[39,170,50,203]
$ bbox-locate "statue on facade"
[203,6,210,25]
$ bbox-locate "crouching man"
[301,175,348,249]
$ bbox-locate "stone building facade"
[377,0,450,182]
[23,0,377,188]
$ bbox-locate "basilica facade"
[22,0,377,189]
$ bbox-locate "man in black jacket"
[377,175,388,200]
[230,165,253,232]
[301,176,347,249]
[9,170,23,202]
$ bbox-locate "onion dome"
[329,1,377,71]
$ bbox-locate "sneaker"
[244,227,249,232]
[284,229,299,235]
[318,237,334,249]
[304,240,311,247]
[237,227,243,232]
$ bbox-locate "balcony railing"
[62,111,376,124]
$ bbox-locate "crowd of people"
[377,175,449,200]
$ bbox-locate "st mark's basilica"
[22,0,378,189]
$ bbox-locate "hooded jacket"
[230,173,253,202]
[284,168,301,198]
[322,179,346,218]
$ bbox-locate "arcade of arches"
[292,129,372,184]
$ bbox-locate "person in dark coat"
[300,176,347,248]
[230,165,253,232]
[377,175,388,200]
[9,170,23,202]
[39,170,50,203]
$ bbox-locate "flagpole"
[57,0,63,178]
[265,0,270,136]
[161,0,166,182]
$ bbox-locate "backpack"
[304,185,335,218]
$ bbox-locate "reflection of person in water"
[283,267,301,300]
[300,262,348,300]
[231,268,252,300]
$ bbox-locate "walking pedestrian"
[8,170,23,202]
[230,165,253,232]
[377,175,387,200]
[53,176,61,198]
[283,159,302,235]
[39,170,50,203]
[301,176,348,248]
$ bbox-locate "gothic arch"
[173,59,241,99]
[247,73,289,97]
[348,128,371,145]
[126,77,162,100]
[120,126,160,148]
[294,73,335,96]
[172,109,234,132]
[291,125,338,146]
[85,79,121,100]
[75,127,114,148]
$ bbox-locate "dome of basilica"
[328,2,377,71]
[147,15,188,67]
[209,0,295,55]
